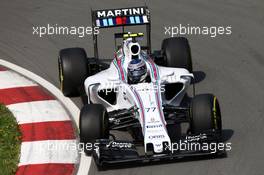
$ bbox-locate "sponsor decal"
[106,141,133,148]
[185,134,207,142]
[148,135,165,139]
[147,117,160,124]
[155,143,162,147]
[96,7,145,18]
[146,124,163,129]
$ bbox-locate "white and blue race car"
[58,6,224,168]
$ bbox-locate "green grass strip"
[0,104,21,175]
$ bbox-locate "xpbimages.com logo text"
[46,140,232,154]
[165,24,232,38]
[32,24,99,37]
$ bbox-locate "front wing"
[92,133,226,168]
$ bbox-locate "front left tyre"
[79,104,109,155]
[190,94,222,135]
[58,47,89,97]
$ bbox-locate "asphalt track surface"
[1,0,264,175]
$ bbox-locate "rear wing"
[91,6,151,58]
[92,6,150,28]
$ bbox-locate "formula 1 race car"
[58,6,224,168]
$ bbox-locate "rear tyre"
[190,94,222,134]
[79,104,109,155]
[161,37,193,72]
[58,48,88,97]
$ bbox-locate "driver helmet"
[127,58,147,84]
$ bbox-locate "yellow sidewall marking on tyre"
[59,63,64,91]
[213,96,218,129]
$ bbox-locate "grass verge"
[0,104,21,175]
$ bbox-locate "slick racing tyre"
[190,94,222,134]
[79,104,109,155]
[58,47,88,97]
[161,37,193,72]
